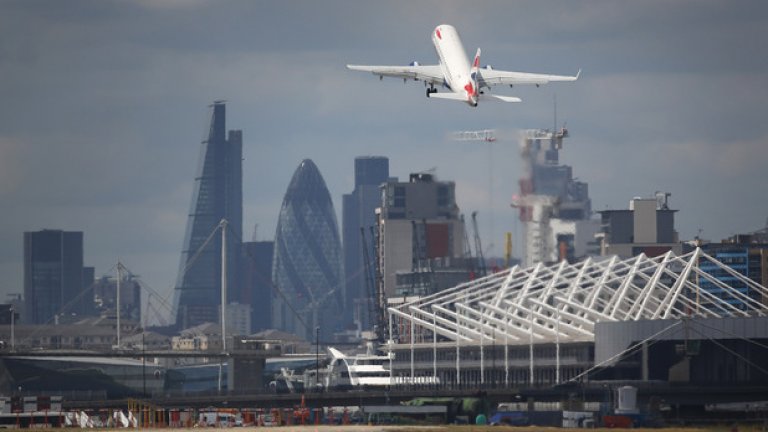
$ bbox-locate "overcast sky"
[1,1,767,319]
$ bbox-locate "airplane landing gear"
[426,87,437,97]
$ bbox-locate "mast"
[116,261,121,349]
[221,219,227,352]
[218,218,228,392]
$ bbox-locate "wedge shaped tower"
[173,102,242,330]
[272,159,343,341]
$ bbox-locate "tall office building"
[23,230,86,324]
[376,173,466,299]
[272,159,343,341]
[241,240,274,332]
[342,156,389,330]
[173,101,243,330]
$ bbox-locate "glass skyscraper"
[241,240,274,332]
[173,101,242,330]
[23,229,85,324]
[342,156,389,330]
[272,159,343,341]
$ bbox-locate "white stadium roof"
[388,248,768,346]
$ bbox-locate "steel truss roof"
[388,248,768,346]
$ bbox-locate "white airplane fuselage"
[431,24,477,106]
[346,24,579,107]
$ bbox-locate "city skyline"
[1,1,767,318]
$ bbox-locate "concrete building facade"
[598,193,681,258]
[376,173,465,299]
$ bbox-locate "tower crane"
[460,214,476,278]
[451,129,497,142]
[451,129,503,259]
[360,227,378,333]
[471,211,487,277]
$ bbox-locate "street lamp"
[315,326,320,389]
[142,331,146,397]
[9,306,15,351]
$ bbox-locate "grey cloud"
[1,0,767,304]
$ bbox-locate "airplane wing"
[346,64,445,86]
[477,68,581,87]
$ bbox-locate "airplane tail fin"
[465,48,481,104]
[470,48,481,89]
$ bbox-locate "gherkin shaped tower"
[272,159,343,341]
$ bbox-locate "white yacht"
[324,346,439,389]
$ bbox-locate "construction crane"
[451,129,497,142]
[460,214,476,278]
[471,211,487,278]
[370,226,388,343]
[360,227,377,333]
[409,219,435,296]
[452,129,502,258]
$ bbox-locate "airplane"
[347,24,580,107]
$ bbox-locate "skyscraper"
[376,173,465,299]
[241,240,274,332]
[272,159,343,341]
[173,101,243,330]
[342,156,389,329]
[23,229,85,324]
